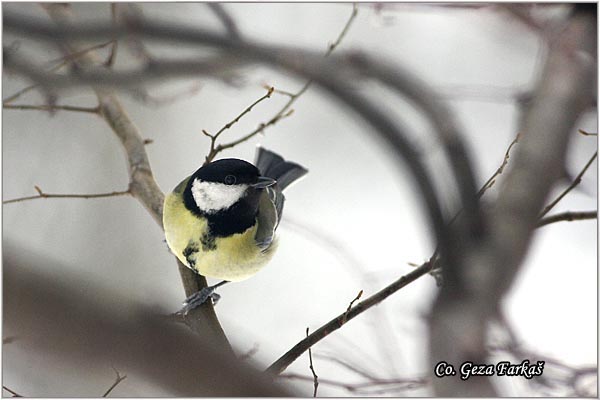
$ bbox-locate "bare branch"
[478,133,521,196]
[204,4,357,162]
[104,4,119,68]
[313,352,378,381]
[341,290,363,324]
[207,3,241,40]
[102,368,127,397]
[45,40,116,69]
[537,210,597,227]
[40,4,231,350]
[3,103,100,114]
[213,108,294,153]
[215,87,274,140]
[2,386,23,397]
[1,11,459,260]
[578,128,597,136]
[266,260,434,375]
[539,151,597,217]
[3,186,130,204]
[327,4,358,53]
[306,328,319,397]
[4,250,291,396]
[4,50,244,90]
[3,40,115,105]
[429,7,596,396]
[345,290,363,313]
[279,373,428,395]
[4,7,507,383]
[204,86,274,163]
[267,3,358,115]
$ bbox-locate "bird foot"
[176,286,221,316]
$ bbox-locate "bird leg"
[176,280,229,315]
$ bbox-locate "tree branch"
[539,151,597,217]
[3,186,130,204]
[204,86,274,163]
[3,40,115,105]
[203,4,357,163]
[478,133,521,196]
[537,210,597,227]
[429,7,596,396]
[206,3,241,40]
[578,128,597,136]
[306,328,319,397]
[4,249,291,396]
[41,4,231,350]
[2,386,23,397]
[279,373,427,395]
[102,368,127,397]
[3,103,100,114]
[266,260,434,375]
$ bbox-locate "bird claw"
[176,286,221,316]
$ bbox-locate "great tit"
[163,147,307,312]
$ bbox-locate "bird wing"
[254,188,279,251]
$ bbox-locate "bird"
[163,147,308,313]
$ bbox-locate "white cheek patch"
[191,179,249,213]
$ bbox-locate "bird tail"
[254,147,308,191]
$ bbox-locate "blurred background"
[3,3,597,396]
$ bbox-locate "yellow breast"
[163,186,276,282]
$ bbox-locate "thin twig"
[313,353,378,381]
[38,4,231,351]
[274,127,547,374]
[539,151,597,217]
[306,328,319,397]
[270,86,296,98]
[205,3,358,163]
[266,261,433,375]
[427,133,521,266]
[103,368,127,397]
[493,314,597,396]
[428,9,596,396]
[204,86,274,163]
[3,40,115,105]
[578,129,597,136]
[45,40,116,69]
[3,103,100,114]
[478,133,521,196]
[345,290,363,313]
[537,210,597,227]
[279,373,428,395]
[3,186,130,204]
[209,109,294,156]
[2,386,22,397]
[268,3,357,112]
[104,4,119,68]
[341,290,363,324]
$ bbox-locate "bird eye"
[224,175,236,185]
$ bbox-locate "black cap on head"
[193,158,260,186]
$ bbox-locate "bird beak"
[252,176,276,188]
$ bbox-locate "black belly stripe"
[182,242,199,268]
[200,232,217,251]
[183,184,261,238]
